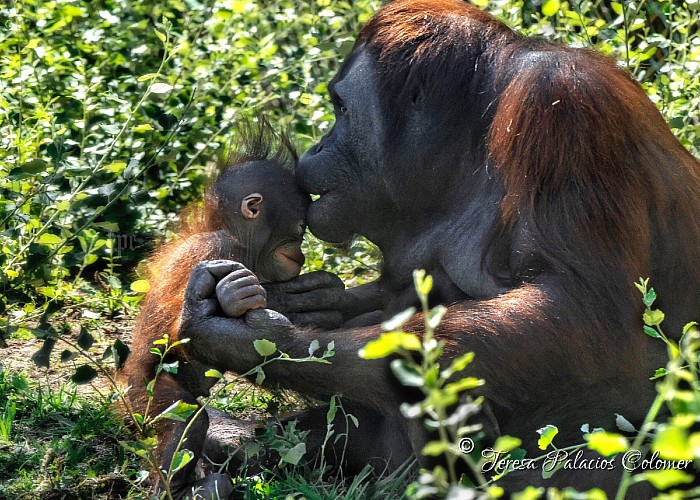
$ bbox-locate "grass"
[0,368,145,499]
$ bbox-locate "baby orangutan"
[118,123,308,499]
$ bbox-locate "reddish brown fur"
[117,121,299,497]
[350,0,700,453]
[208,1,700,492]
[119,206,234,398]
[116,187,239,494]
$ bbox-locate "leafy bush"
[0,0,380,316]
[0,0,698,498]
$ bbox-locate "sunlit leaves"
[642,470,693,489]
[643,309,665,327]
[156,400,197,423]
[253,339,277,357]
[170,449,194,473]
[149,83,173,94]
[542,0,560,17]
[358,331,421,359]
[279,442,306,466]
[130,280,151,293]
[37,233,62,245]
[652,426,694,461]
[381,307,416,331]
[536,425,559,450]
[390,359,423,387]
[587,431,628,456]
[205,369,223,379]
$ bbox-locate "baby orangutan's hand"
[215,265,267,317]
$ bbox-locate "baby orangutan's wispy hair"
[219,116,298,175]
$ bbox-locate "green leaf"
[643,288,656,307]
[542,456,566,479]
[650,367,668,380]
[642,470,693,489]
[158,400,198,422]
[254,366,265,385]
[37,233,62,245]
[537,425,559,450]
[326,396,337,424]
[643,326,661,338]
[643,309,665,326]
[542,0,560,16]
[133,124,154,133]
[493,436,522,453]
[111,339,130,369]
[427,305,447,330]
[422,440,449,456]
[31,338,56,368]
[205,369,223,379]
[21,159,47,174]
[77,327,94,350]
[55,200,70,212]
[413,270,433,297]
[512,486,544,500]
[94,222,119,232]
[427,388,458,408]
[446,352,474,375]
[137,73,159,82]
[99,123,120,135]
[154,29,166,43]
[150,82,173,94]
[615,414,636,433]
[279,442,306,466]
[162,361,178,374]
[71,365,98,384]
[381,307,416,331]
[358,331,421,359]
[253,339,277,357]
[60,350,78,362]
[171,338,189,348]
[652,426,693,460]
[400,402,423,419]
[170,449,194,473]
[683,321,698,335]
[390,359,424,387]
[308,339,319,356]
[130,280,151,293]
[444,377,483,394]
[587,431,628,456]
[610,1,624,15]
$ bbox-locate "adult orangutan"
[178,0,700,494]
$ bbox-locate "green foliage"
[362,270,489,497]
[0,0,381,326]
[480,0,699,154]
[0,367,144,498]
[1,0,699,498]
[537,425,560,451]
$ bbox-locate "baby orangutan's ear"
[241,193,263,220]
